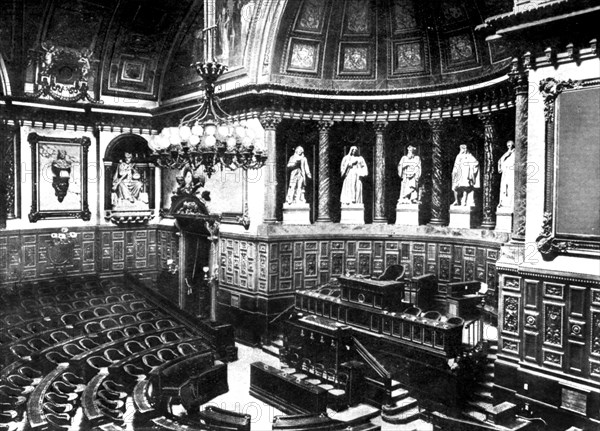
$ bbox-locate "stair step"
[371,416,433,431]
[481,380,494,390]
[272,338,284,348]
[382,397,417,415]
[464,409,487,423]
[474,390,493,402]
[485,372,494,380]
[467,400,494,414]
[382,406,420,424]
[390,387,410,402]
[390,379,402,390]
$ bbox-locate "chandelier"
[148,62,267,177]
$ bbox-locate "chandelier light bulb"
[189,134,200,146]
[191,124,203,136]
[179,126,192,141]
[235,126,246,138]
[169,134,181,145]
[226,136,237,148]
[205,124,217,136]
[217,125,229,137]
[204,135,217,147]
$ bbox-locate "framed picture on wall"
[28,133,91,222]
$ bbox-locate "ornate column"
[509,58,528,240]
[259,114,282,223]
[428,119,446,226]
[373,122,388,223]
[479,113,497,230]
[316,121,333,223]
[0,126,14,228]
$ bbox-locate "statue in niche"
[452,144,480,207]
[40,41,56,75]
[340,146,368,205]
[498,140,515,209]
[112,152,145,207]
[285,146,311,205]
[51,149,72,203]
[397,145,421,204]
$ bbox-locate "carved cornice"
[539,77,582,122]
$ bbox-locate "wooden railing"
[352,336,392,404]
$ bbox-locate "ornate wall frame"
[28,133,91,222]
[538,77,600,258]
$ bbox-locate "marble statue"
[112,152,144,205]
[340,146,368,205]
[51,149,72,203]
[498,140,515,208]
[397,145,421,204]
[452,144,480,206]
[285,146,312,205]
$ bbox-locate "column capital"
[372,121,388,133]
[478,112,494,125]
[259,114,282,131]
[508,57,529,94]
[427,118,444,131]
[317,120,334,132]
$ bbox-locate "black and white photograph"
[0,1,599,430]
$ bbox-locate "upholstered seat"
[107,329,125,342]
[87,355,112,371]
[119,315,136,325]
[125,341,147,355]
[423,310,442,321]
[160,331,180,343]
[104,348,127,362]
[177,343,197,355]
[50,331,70,343]
[124,327,141,337]
[63,343,86,357]
[79,338,99,350]
[93,307,111,317]
[157,349,179,362]
[110,304,128,314]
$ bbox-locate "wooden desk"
[249,362,328,414]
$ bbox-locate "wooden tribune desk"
[249,362,328,414]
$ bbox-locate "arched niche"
[103,133,155,224]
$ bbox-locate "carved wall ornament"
[592,312,600,355]
[544,351,561,365]
[591,362,600,375]
[28,41,101,103]
[544,304,562,345]
[503,296,519,333]
[503,340,517,352]
[539,77,581,123]
[536,212,572,258]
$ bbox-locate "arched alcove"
[103,133,155,224]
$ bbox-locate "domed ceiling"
[270,0,512,92]
[0,0,512,104]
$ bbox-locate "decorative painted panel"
[294,0,326,33]
[343,0,371,35]
[287,39,320,73]
[391,0,418,33]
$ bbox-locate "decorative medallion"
[344,0,370,34]
[392,0,417,32]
